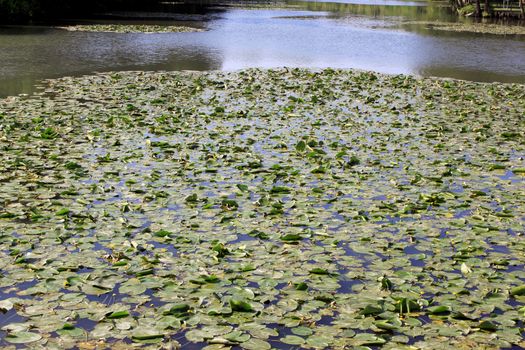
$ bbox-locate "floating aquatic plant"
[0,68,523,349]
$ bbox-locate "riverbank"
[0,68,524,349]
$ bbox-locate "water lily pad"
[479,320,498,332]
[292,326,314,336]
[427,305,452,315]
[281,335,305,345]
[306,335,332,348]
[132,331,165,341]
[0,299,14,312]
[230,299,254,312]
[510,285,525,296]
[5,332,42,344]
[106,310,130,319]
[270,186,291,194]
[241,338,271,350]
[281,234,302,242]
[353,333,386,346]
[57,324,86,337]
[0,67,523,350]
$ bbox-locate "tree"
[0,0,165,23]
[474,0,482,16]
[484,0,492,16]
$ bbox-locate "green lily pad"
[240,338,271,350]
[292,326,314,336]
[0,67,524,350]
[479,321,498,332]
[154,229,173,237]
[427,305,452,315]
[132,333,165,342]
[106,310,130,319]
[510,285,525,296]
[230,299,254,312]
[270,186,291,194]
[281,234,302,242]
[281,335,305,345]
[309,268,329,275]
[353,333,386,346]
[57,324,86,337]
[5,332,42,344]
[306,335,332,348]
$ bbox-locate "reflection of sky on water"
[208,9,525,82]
[0,4,524,97]
[215,10,420,73]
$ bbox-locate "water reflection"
[303,0,430,6]
[0,1,524,98]
[0,26,222,96]
[289,0,456,21]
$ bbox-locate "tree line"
[1,0,523,22]
[450,0,524,18]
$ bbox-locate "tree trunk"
[520,0,525,18]
[484,0,492,16]
[475,0,482,16]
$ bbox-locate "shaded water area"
[0,0,525,97]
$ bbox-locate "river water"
[0,0,524,97]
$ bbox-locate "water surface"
[0,0,524,97]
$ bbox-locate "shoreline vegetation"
[56,24,204,33]
[451,0,525,18]
[421,20,525,33]
[0,68,523,349]
[0,0,229,24]
[401,19,525,34]
[1,0,524,24]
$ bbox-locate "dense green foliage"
[450,0,524,17]
[0,0,163,23]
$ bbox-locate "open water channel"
[0,0,524,97]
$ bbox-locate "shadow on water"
[0,280,38,300]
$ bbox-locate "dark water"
[0,0,524,97]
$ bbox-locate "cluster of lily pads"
[0,68,524,349]
[402,21,525,35]
[56,24,203,34]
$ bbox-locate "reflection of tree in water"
[288,0,455,21]
[96,1,228,21]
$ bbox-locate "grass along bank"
[0,68,524,349]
